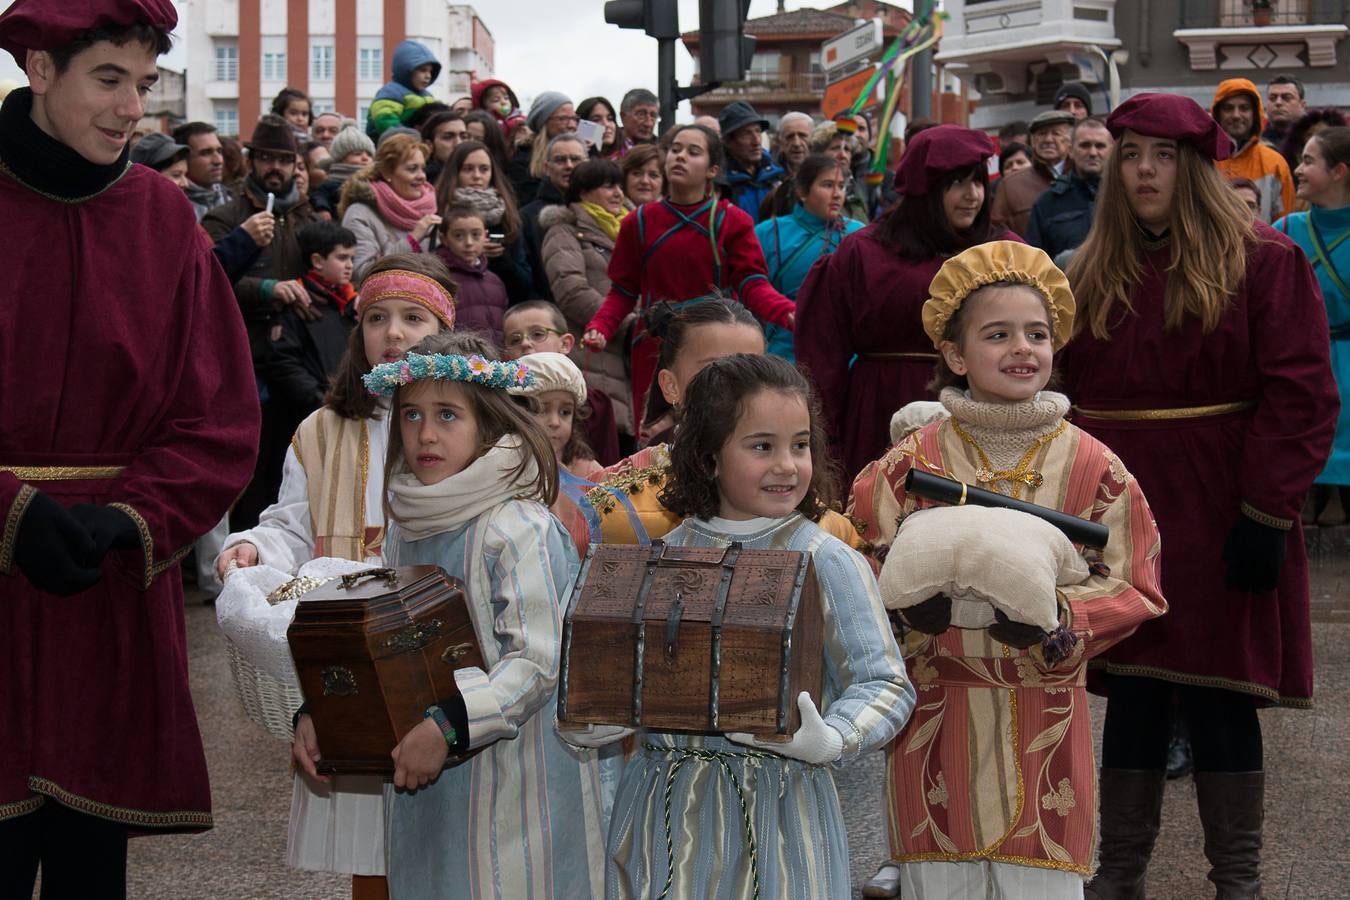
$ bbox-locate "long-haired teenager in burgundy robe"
[0,1,260,895]
[794,125,1021,481]
[1059,93,1338,899]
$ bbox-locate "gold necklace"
[948,419,1066,499]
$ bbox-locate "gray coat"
[339,170,416,284]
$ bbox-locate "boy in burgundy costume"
[0,0,259,894]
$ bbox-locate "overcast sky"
[0,1,913,116]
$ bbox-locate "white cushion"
[878,506,1089,631]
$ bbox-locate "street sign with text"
[821,62,883,120]
[821,19,883,73]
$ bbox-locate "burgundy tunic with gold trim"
[0,163,260,829]
[1059,223,1337,706]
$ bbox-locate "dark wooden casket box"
[558,541,823,737]
[287,566,484,774]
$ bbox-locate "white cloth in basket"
[215,557,377,685]
[879,506,1088,631]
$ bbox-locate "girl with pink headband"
[217,253,456,898]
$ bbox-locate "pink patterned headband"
[355,269,456,329]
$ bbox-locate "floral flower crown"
[362,352,534,397]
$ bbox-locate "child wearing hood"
[367,39,442,140]
[471,78,526,141]
[434,204,509,347]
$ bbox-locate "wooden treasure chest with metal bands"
[558,541,824,737]
[287,566,485,775]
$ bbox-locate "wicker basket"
[224,638,304,742]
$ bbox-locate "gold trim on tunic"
[0,484,37,575]
[27,777,212,830]
[1089,660,1313,709]
[1071,401,1255,421]
[0,464,126,480]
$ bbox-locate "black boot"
[1085,768,1165,900]
[1195,771,1264,899]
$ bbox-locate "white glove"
[556,720,633,749]
[727,692,844,766]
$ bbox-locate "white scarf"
[387,435,541,541]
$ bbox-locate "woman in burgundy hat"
[795,124,1021,481]
[1060,92,1338,899]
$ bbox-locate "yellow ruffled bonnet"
[921,241,1077,350]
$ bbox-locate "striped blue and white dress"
[605,513,915,900]
[385,499,610,899]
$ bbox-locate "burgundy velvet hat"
[894,124,996,196]
[1106,92,1235,161]
[0,0,176,69]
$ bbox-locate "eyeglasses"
[630,109,658,121]
[504,326,566,348]
[550,114,580,126]
[549,154,587,165]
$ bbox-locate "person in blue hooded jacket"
[716,100,784,223]
[755,154,864,360]
[367,39,441,140]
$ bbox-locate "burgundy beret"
[1106,92,1234,161]
[895,124,996,196]
[0,0,177,69]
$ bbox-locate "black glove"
[69,504,141,563]
[988,609,1046,649]
[901,593,952,635]
[12,491,101,596]
[1222,515,1287,593]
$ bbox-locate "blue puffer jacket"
[717,149,784,224]
[366,40,441,139]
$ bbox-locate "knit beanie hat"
[331,126,375,163]
[527,91,572,134]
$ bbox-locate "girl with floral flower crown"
[361,330,609,899]
[848,241,1166,898]
[217,253,455,900]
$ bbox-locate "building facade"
[936,0,1348,130]
[679,1,912,125]
[183,0,494,137]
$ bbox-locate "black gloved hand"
[901,593,952,635]
[12,491,101,596]
[68,504,141,563]
[988,609,1046,649]
[1222,514,1287,593]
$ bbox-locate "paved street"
[124,542,1350,899]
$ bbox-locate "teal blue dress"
[754,206,864,361]
[1277,204,1350,484]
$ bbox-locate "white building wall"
[184,0,491,127]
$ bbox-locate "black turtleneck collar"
[0,87,130,202]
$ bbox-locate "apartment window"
[311,44,334,81]
[358,103,370,125]
[214,44,238,82]
[358,47,384,82]
[312,99,336,115]
[262,51,286,82]
[748,52,780,82]
[214,103,239,137]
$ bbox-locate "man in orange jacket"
[1211,78,1296,222]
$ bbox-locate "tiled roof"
[744,8,858,36]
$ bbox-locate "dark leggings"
[1101,675,1263,773]
[0,800,127,900]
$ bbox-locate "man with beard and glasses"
[0,0,259,893]
[203,114,321,529]
[1027,115,1114,261]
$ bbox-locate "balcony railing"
[1179,0,1347,28]
[691,72,828,96]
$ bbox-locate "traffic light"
[603,0,679,40]
[698,0,756,83]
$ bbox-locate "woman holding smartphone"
[434,138,533,303]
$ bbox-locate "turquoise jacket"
[754,204,864,360]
